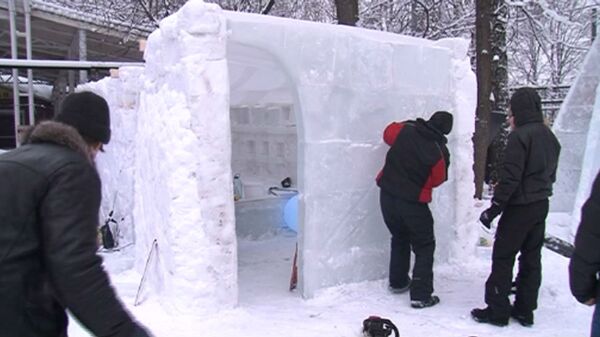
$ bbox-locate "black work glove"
[479,201,503,229]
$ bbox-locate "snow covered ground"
[69,212,591,337]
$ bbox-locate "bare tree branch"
[261,0,276,14]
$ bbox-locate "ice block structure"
[79,66,144,250]
[90,0,477,311]
[552,37,600,221]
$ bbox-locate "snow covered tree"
[358,0,475,39]
[507,0,595,86]
[484,0,510,192]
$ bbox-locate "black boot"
[410,295,439,309]
[471,307,509,326]
[389,278,411,294]
[511,306,534,327]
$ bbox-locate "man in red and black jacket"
[376,110,453,309]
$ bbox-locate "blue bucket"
[283,195,299,232]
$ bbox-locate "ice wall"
[224,10,476,297]
[553,37,600,214]
[571,84,600,230]
[78,66,143,250]
[135,1,237,312]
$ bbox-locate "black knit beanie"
[55,91,111,144]
[427,110,453,135]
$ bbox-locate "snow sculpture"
[134,1,237,312]
[570,83,600,230]
[553,37,600,216]
[93,0,476,310]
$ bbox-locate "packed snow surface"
[69,213,590,337]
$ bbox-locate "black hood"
[416,118,447,144]
[427,110,453,135]
[510,87,544,126]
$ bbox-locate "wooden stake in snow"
[134,239,158,306]
[289,242,298,291]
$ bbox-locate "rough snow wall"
[570,84,600,232]
[225,11,476,297]
[136,1,237,313]
[552,37,600,214]
[433,39,478,263]
[78,66,143,251]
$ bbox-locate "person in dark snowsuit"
[472,87,561,327]
[0,92,152,337]
[376,110,453,309]
[569,170,600,337]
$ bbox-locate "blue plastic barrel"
[283,195,298,232]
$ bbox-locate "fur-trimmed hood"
[26,121,94,163]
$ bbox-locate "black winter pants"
[485,199,548,319]
[380,190,435,301]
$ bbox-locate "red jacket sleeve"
[429,157,447,188]
[383,122,404,146]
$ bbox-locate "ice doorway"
[228,43,301,303]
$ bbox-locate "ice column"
[434,38,478,262]
[571,84,600,231]
[553,37,600,213]
[135,0,237,312]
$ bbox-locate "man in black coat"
[472,87,561,327]
[569,170,600,337]
[0,92,152,337]
[377,110,453,309]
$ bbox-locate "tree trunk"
[484,0,509,187]
[334,0,358,26]
[473,0,492,199]
[593,8,597,42]
[261,0,275,15]
[491,0,508,116]
[410,0,419,33]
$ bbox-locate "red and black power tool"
[363,316,399,337]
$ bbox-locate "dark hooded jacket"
[0,121,148,337]
[569,171,600,303]
[377,114,451,203]
[492,88,561,207]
